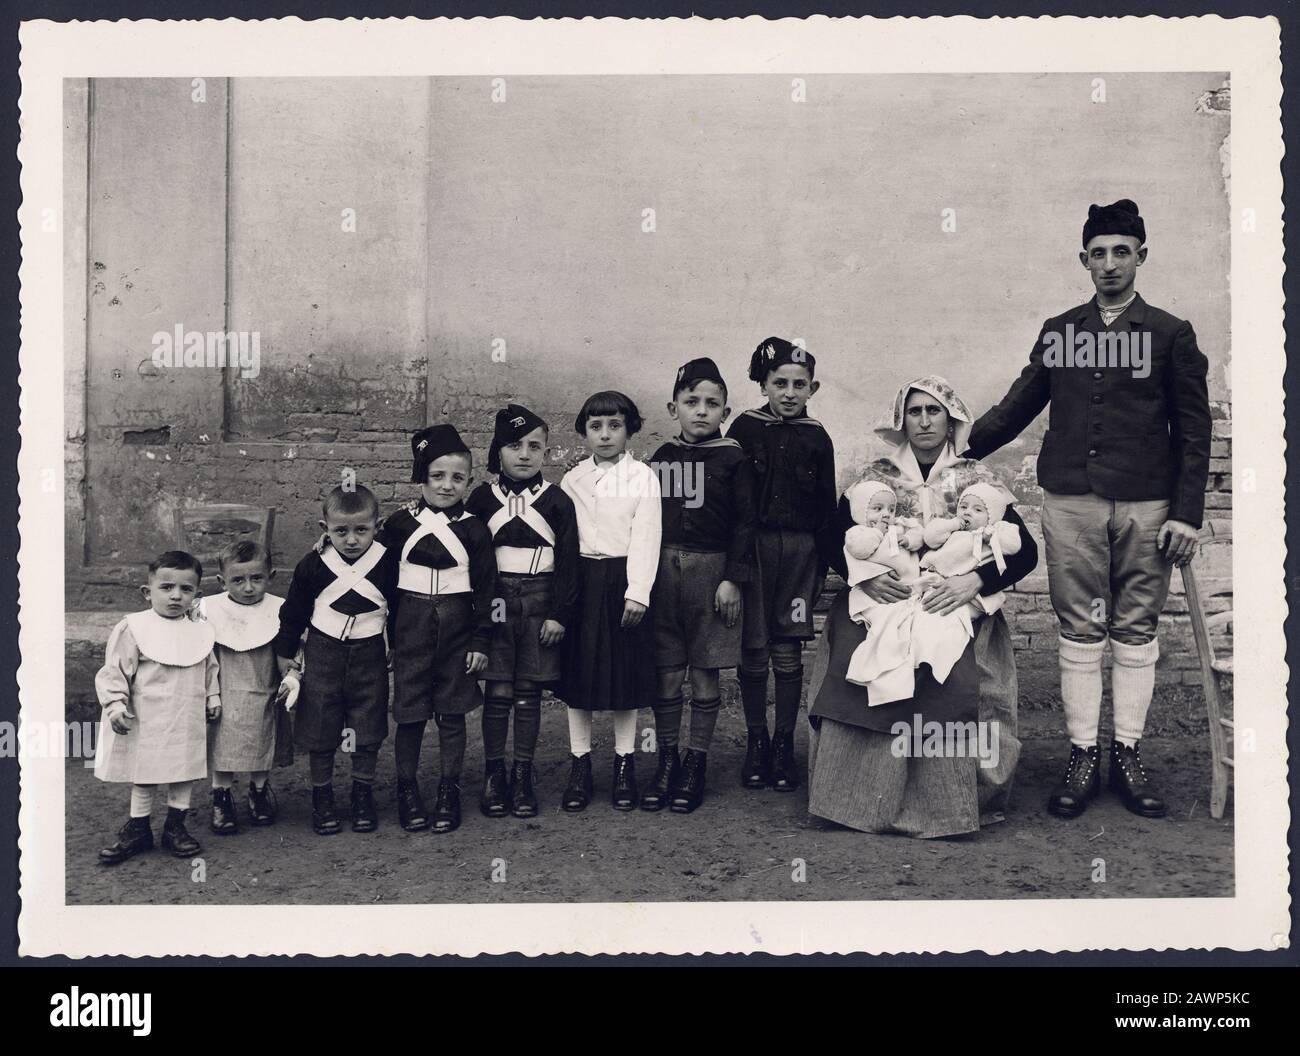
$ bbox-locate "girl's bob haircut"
[574,390,643,436]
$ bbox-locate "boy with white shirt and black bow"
[383,424,497,835]
[466,405,580,819]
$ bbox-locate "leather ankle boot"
[431,779,462,834]
[509,760,538,819]
[210,787,239,835]
[311,784,342,836]
[670,749,708,814]
[1047,744,1101,818]
[639,746,680,812]
[480,760,510,818]
[350,780,378,832]
[741,726,772,789]
[247,780,277,826]
[562,754,594,813]
[770,730,800,792]
[98,816,154,866]
[611,752,638,811]
[1108,739,1167,818]
[160,807,201,857]
[396,778,429,832]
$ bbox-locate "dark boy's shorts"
[296,632,389,752]
[483,573,562,685]
[391,592,483,721]
[741,528,820,649]
[652,546,742,670]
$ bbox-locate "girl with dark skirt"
[558,391,663,811]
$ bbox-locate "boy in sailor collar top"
[274,485,398,837]
[644,358,756,814]
[382,424,498,835]
[95,550,220,866]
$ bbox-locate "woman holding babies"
[807,376,1038,838]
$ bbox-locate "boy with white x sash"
[275,484,398,836]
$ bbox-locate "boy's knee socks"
[513,694,542,762]
[482,694,511,762]
[688,697,721,753]
[351,743,379,785]
[738,648,769,729]
[394,722,425,782]
[772,640,804,734]
[435,713,467,780]
[653,694,683,751]
[309,750,335,787]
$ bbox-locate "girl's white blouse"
[560,451,662,607]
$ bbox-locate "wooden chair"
[1180,518,1233,818]
[173,504,276,586]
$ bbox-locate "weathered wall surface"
[65,74,1232,696]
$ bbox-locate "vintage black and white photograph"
[15,15,1288,956]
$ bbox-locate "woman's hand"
[920,571,983,616]
[860,570,911,604]
[621,599,647,628]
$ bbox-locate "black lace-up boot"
[639,746,680,812]
[431,779,462,834]
[1047,744,1101,818]
[210,787,239,835]
[396,779,429,832]
[350,780,378,832]
[1108,739,1167,818]
[509,761,538,818]
[98,816,154,866]
[247,780,277,826]
[161,807,202,857]
[770,730,800,792]
[311,784,342,836]
[562,754,593,813]
[740,726,772,789]
[611,753,638,811]
[669,749,708,814]
[480,760,510,818]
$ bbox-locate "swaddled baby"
[841,480,933,589]
[920,482,1022,579]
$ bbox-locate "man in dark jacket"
[966,199,1211,820]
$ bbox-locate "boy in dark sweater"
[646,358,757,813]
[726,337,837,793]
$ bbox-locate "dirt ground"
[65,681,1233,905]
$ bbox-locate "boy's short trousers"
[652,546,742,670]
[296,632,389,752]
[483,573,562,685]
[391,591,484,721]
[741,528,820,650]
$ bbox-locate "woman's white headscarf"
[857,375,1014,524]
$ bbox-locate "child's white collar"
[125,609,215,667]
[199,593,283,651]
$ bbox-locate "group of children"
[93,337,844,864]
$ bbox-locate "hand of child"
[714,580,741,628]
[466,651,488,675]
[539,619,566,648]
[106,703,134,735]
[621,599,647,629]
[206,700,222,722]
[276,672,301,713]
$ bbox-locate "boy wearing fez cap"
[966,199,1211,820]
[726,337,838,794]
[466,405,580,819]
[380,423,497,834]
[645,359,757,813]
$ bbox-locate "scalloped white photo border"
[15,14,1287,957]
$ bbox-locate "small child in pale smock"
[202,540,300,836]
[94,550,221,866]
